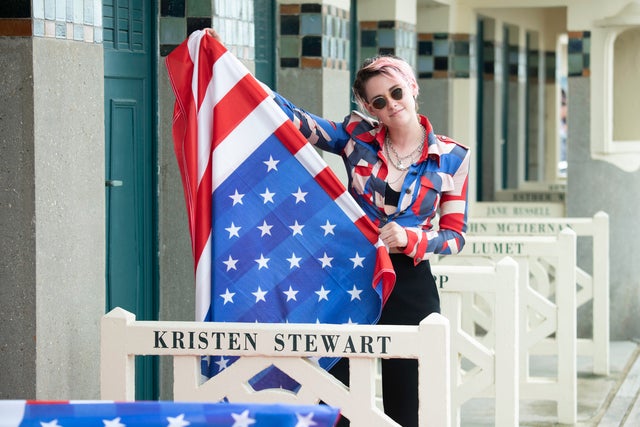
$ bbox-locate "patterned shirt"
[273,93,470,265]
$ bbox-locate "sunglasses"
[370,87,404,110]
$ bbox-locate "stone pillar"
[277,0,353,184]
[0,2,105,400]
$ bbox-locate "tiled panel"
[568,31,591,77]
[417,33,471,79]
[2,0,101,41]
[160,0,254,59]
[545,51,556,83]
[279,3,350,70]
[360,20,416,69]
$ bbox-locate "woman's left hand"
[379,222,408,250]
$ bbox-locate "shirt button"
[405,188,411,194]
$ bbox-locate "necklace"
[384,126,426,171]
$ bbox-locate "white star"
[166,414,190,427]
[229,189,245,205]
[295,412,318,427]
[264,155,280,172]
[220,288,235,305]
[346,318,357,324]
[257,220,273,236]
[232,409,256,427]
[216,356,230,371]
[289,220,305,236]
[40,421,61,427]
[292,187,308,203]
[315,286,331,301]
[318,252,333,268]
[320,220,336,236]
[252,286,268,302]
[350,252,365,268]
[283,285,299,301]
[103,418,125,427]
[225,222,241,238]
[223,255,238,271]
[260,188,275,204]
[347,285,363,301]
[255,254,270,269]
[287,253,302,269]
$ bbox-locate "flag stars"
[229,189,245,205]
[283,285,299,301]
[257,220,273,237]
[350,252,365,268]
[263,155,280,172]
[252,286,268,303]
[103,418,125,427]
[289,220,305,236]
[216,356,230,372]
[295,412,318,427]
[231,409,256,427]
[166,414,190,427]
[318,252,334,268]
[260,188,275,204]
[40,421,61,427]
[287,253,302,269]
[220,288,235,305]
[255,254,270,270]
[225,222,241,238]
[320,220,336,236]
[223,255,238,271]
[315,286,331,301]
[348,285,363,301]
[292,187,308,204]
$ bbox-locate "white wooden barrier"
[494,189,565,203]
[469,201,565,218]
[433,229,578,425]
[434,258,519,427]
[467,211,610,375]
[101,308,451,427]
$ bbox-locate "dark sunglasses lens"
[371,97,387,110]
[391,87,403,100]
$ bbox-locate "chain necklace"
[384,126,426,171]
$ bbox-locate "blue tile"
[301,14,322,35]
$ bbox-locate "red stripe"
[196,35,226,110]
[193,157,212,266]
[355,216,378,244]
[212,74,268,149]
[314,167,344,201]
[273,120,308,155]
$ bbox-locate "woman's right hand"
[204,28,222,42]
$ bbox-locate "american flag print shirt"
[273,93,470,265]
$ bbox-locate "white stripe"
[335,192,367,224]
[196,51,250,186]
[0,400,26,427]
[293,143,326,177]
[440,199,466,215]
[195,234,212,322]
[212,97,288,189]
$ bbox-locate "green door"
[103,0,158,400]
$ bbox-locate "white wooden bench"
[101,308,451,427]
[467,211,610,375]
[433,229,578,425]
[469,201,565,218]
[434,258,520,427]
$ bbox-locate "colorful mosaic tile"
[360,20,416,69]
[417,33,471,78]
[160,0,253,59]
[279,3,350,70]
[568,31,590,77]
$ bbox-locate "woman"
[206,29,470,427]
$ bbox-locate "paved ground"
[460,341,640,426]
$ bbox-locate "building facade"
[1,0,639,400]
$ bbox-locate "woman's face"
[363,74,416,127]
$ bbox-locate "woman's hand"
[379,222,408,250]
[203,28,222,42]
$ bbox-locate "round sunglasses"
[369,87,404,110]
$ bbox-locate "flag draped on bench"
[166,30,395,380]
[1,400,340,427]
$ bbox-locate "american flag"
[165,30,395,380]
[0,400,340,427]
